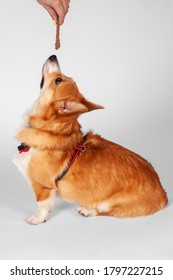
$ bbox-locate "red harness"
[17,143,85,182]
[55,143,85,183]
[18,144,30,154]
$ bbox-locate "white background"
[0,0,173,260]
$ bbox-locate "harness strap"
[55,143,85,183]
[18,143,30,154]
[17,142,85,183]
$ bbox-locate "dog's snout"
[43,55,61,74]
[48,55,58,62]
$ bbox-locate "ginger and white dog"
[13,55,168,225]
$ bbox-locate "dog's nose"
[48,55,57,62]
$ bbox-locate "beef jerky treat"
[55,20,60,50]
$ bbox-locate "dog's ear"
[56,98,104,114]
[81,98,104,112]
[56,100,88,114]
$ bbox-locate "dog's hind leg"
[77,201,114,217]
[76,207,98,217]
[27,182,56,225]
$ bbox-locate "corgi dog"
[13,55,168,224]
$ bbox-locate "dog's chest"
[13,148,38,180]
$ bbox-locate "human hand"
[37,0,70,25]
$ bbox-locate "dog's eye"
[55,77,63,84]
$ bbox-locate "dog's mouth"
[40,76,44,89]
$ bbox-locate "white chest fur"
[13,148,38,181]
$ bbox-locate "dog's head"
[28,56,103,131]
[34,55,103,119]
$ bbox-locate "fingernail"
[52,19,57,25]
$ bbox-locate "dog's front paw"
[76,207,97,217]
[27,215,48,225]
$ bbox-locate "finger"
[52,1,67,25]
[42,4,58,22]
